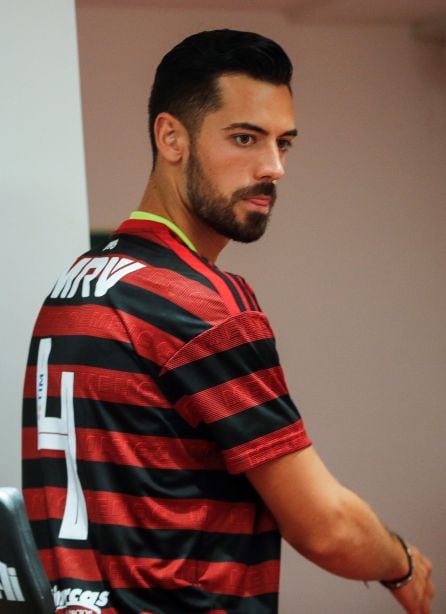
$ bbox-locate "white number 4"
[36,338,88,540]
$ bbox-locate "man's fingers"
[418,554,434,614]
[421,585,434,614]
[423,577,435,603]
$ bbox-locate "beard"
[186,147,276,243]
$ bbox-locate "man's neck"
[137,171,229,262]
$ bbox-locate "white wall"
[77,4,446,612]
[0,1,89,487]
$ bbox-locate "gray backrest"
[0,487,54,613]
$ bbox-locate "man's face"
[185,74,296,243]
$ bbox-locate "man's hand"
[390,546,434,614]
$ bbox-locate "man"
[22,29,434,614]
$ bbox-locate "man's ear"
[154,113,189,163]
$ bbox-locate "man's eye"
[278,139,293,152]
[234,134,255,146]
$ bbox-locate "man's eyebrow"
[280,128,298,138]
[223,122,298,138]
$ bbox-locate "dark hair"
[148,29,293,163]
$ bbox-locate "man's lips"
[244,196,272,207]
[233,183,276,208]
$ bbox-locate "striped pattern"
[22,219,311,614]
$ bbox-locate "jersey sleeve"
[158,311,311,474]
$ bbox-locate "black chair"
[0,487,54,613]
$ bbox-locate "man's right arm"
[246,446,434,613]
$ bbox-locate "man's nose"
[254,145,285,182]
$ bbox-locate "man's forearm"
[248,447,411,582]
[247,446,434,611]
[288,485,409,581]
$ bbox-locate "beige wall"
[77,4,446,612]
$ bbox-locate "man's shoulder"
[96,232,262,322]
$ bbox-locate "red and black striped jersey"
[22,217,311,614]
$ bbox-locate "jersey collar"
[129,211,197,253]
